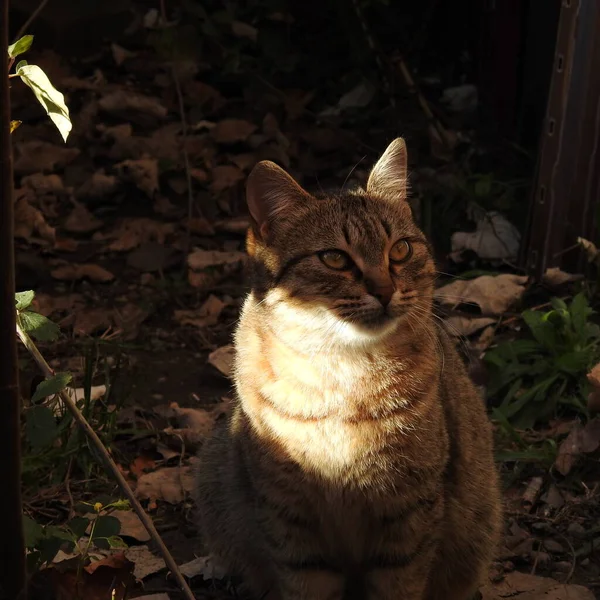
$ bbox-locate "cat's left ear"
[366,137,408,201]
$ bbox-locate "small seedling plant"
[485,292,600,429]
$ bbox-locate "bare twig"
[159,0,196,263]
[16,324,196,600]
[14,0,50,41]
[1,0,27,594]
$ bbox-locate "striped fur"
[194,139,501,600]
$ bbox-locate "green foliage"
[18,308,60,342]
[31,372,72,403]
[23,500,130,570]
[16,291,124,488]
[485,293,600,429]
[7,35,71,141]
[8,35,33,58]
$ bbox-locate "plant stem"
[1,0,27,595]
[16,324,196,600]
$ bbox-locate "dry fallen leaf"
[578,236,600,266]
[188,249,246,271]
[588,363,600,413]
[124,545,166,580]
[105,218,175,252]
[210,164,244,193]
[113,302,151,340]
[444,316,496,337]
[63,202,103,233]
[98,90,168,123]
[542,267,584,287]
[73,307,112,336]
[435,274,528,316]
[130,455,157,479]
[76,170,120,200]
[51,263,115,283]
[179,555,227,580]
[480,571,594,600]
[554,418,600,476]
[174,295,226,328]
[115,158,159,198]
[135,463,195,504]
[113,510,150,543]
[13,141,80,174]
[14,191,56,243]
[211,118,257,144]
[451,211,520,262]
[22,173,64,195]
[208,345,235,377]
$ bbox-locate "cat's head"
[244,138,436,347]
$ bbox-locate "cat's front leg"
[268,567,346,600]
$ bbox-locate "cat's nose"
[366,280,394,307]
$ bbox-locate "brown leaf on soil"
[98,122,133,143]
[106,218,176,252]
[98,90,168,123]
[14,191,56,243]
[130,455,157,479]
[435,274,528,316]
[174,295,226,328]
[111,42,136,65]
[113,510,151,543]
[33,293,84,317]
[113,303,151,340]
[179,555,227,580]
[215,216,251,234]
[84,552,133,575]
[210,164,245,193]
[187,217,215,235]
[554,418,600,475]
[480,571,594,599]
[73,307,112,336]
[124,545,166,580]
[63,202,103,233]
[231,20,258,41]
[114,158,159,197]
[13,141,80,174]
[208,345,235,377]
[228,152,258,171]
[211,118,257,144]
[444,316,496,337]
[188,249,246,271]
[51,263,115,283]
[135,463,195,504]
[76,170,120,200]
[22,173,64,195]
[542,267,584,287]
[587,363,600,413]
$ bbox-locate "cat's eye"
[319,250,351,270]
[389,239,412,263]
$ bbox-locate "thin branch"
[1,0,27,594]
[16,324,196,600]
[159,0,196,263]
[14,0,50,41]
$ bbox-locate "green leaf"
[16,60,27,70]
[16,64,71,142]
[106,536,128,549]
[91,515,120,540]
[109,500,131,511]
[570,292,591,337]
[15,290,35,311]
[8,35,33,58]
[67,516,90,539]
[10,120,22,134]
[19,310,60,341]
[522,310,559,350]
[25,405,59,449]
[31,372,72,403]
[22,515,44,548]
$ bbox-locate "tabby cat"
[194,138,502,600]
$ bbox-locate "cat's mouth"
[341,308,400,333]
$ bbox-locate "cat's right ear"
[246,161,311,241]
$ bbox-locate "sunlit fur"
[195,140,502,600]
